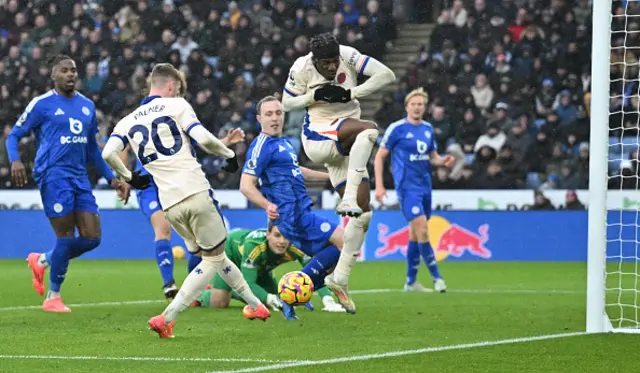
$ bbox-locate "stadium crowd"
[0,0,636,192]
[373,0,638,191]
[0,0,396,189]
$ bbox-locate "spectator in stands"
[0,0,394,190]
[530,190,556,210]
[564,190,585,210]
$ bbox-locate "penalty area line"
[0,355,307,364]
[204,331,589,373]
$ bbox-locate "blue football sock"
[406,241,420,285]
[418,241,442,280]
[301,246,341,290]
[154,239,175,285]
[68,237,101,259]
[188,254,202,273]
[49,237,73,293]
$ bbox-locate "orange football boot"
[27,253,46,296]
[42,298,71,313]
[242,303,271,321]
[148,314,175,339]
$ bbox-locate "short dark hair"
[267,220,276,232]
[48,54,73,68]
[310,33,339,59]
[256,95,280,115]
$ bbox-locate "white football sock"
[212,254,262,309]
[343,128,378,201]
[163,259,215,323]
[333,211,372,285]
[38,253,49,268]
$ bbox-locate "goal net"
[589,0,640,333]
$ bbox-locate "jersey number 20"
[128,116,183,165]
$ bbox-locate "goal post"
[585,0,609,325]
[587,0,640,334]
[586,0,611,334]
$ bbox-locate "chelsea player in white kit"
[374,89,454,293]
[281,33,395,308]
[102,63,270,338]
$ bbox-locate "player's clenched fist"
[314,85,352,104]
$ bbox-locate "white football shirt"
[111,97,210,210]
[283,45,370,124]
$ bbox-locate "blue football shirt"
[380,119,437,191]
[242,133,313,219]
[8,90,107,185]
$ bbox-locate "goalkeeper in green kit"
[192,222,345,315]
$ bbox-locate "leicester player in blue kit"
[5,55,130,312]
[240,96,351,318]
[374,88,454,293]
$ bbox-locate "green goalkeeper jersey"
[225,229,309,301]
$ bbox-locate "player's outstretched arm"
[300,167,330,182]
[188,125,235,159]
[102,136,133,181]
[374,147,390,204]
[239,174,279,220]
[350,57,396,100]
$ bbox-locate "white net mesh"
[606,0,640,330]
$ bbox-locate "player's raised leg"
[334,119,379,217]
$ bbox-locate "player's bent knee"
[361,120,378,130]
[356,127,379,143]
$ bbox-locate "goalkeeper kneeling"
[192,225,345,318]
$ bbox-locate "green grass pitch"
[0,260,637,373]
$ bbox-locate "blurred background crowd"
[0,0,636,193]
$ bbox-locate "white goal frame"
[586,0,640,334]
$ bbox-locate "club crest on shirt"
[416,140,428,154]
[82,106,90,116]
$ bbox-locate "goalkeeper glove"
[127,170,152,190]
[314,85,352,104]
[266,294,282,311]
[221,152,239,173]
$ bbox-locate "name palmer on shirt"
[134,105,165,121]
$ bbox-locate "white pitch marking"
[0,288,585,312]
[0,299,165,311]
[204,332,589,373]
[0,355,305,364]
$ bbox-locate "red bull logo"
[375,216,492,261]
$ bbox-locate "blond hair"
[146,63,187,96]
[404,88,429,106]
[256,94,281,115]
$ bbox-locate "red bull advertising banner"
[0,209,612,261]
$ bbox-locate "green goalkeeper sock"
[317,287,333,299]
[197,289,213,308]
